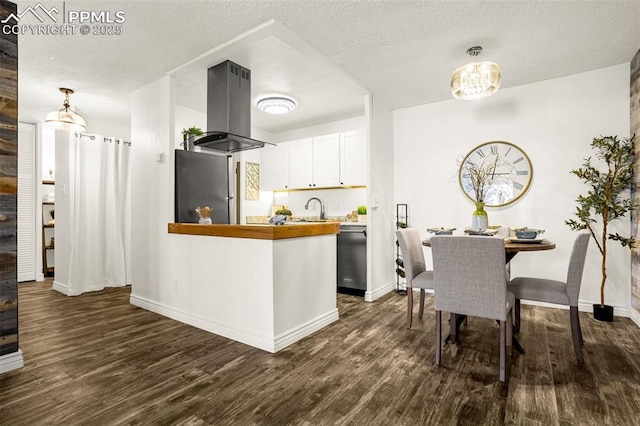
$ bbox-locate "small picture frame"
[245,162,260,200]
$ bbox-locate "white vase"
[358,214,367,223]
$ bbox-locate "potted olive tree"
[566,135,636,321]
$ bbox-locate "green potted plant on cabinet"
[566,135,636,321]
[357,205,367,223]
[275,208,292,217]
[181,126,203,150]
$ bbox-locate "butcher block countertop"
[168,222,340,240]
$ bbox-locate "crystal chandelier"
[451,46,502,100]
[45,88,88,131]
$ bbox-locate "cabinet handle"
[309,184,312,187]
[340,182,344,185]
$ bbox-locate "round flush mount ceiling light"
[257,96,296,114]
[45,87,88,131]
[451,46,502,100]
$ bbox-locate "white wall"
[87,118,131,141]
[237,127,277,222]
[274,116,365,142]
[272,187,367,219]
[53,131,71,289]
[366,95,396,301]
[175,105,206,150]
[394,64,632,314]
[41,125,55,181]
[130,76,175,303]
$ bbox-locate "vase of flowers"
[195,206,212,224]
[460,146,519,230]
[471,202,488,230]
[463,160,496,230]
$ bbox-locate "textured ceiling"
[15,0,640,133]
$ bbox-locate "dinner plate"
[465,229,497,236]
[509,238,545,244]
[427,227,456,235]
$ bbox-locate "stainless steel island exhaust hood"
[189,60,268,153]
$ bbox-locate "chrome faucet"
[305,197,325,220]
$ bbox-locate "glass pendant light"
[45,88,88,131]
[451,46,502,100]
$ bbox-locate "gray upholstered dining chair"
[431,236,514,383]
[396,228,434,329]
[508,232,590,363]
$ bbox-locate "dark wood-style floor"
[1,280,640,425]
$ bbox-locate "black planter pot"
[593,304,614,322]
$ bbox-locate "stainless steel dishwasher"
[337,224,367,296]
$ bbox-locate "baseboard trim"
[409,287,434,294]
[52,280,70,295]
[365,281,395,302]
[53,281,128,296]
[274,309,339,352]
[129,294,337,353]
[577,302,632,318]
[35,273,45,282]
[0,349,24,374]
[631,308,640,327]
[520,300,633,319]
[130,293,274,351]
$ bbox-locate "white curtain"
[67,133,130,294]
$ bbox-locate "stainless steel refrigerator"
[174,149,234,224]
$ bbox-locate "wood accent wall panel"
[0,0,19,357]
[632,48,640,318]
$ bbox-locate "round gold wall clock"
[458,141,533,207]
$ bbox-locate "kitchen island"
[130,222,340,353]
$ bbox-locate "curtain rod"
[76,132,132,146]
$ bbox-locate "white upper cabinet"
[262,130,367,191]
[339,129,367,186]
[312,133,340,187]
[261,143,290,190]
[288,138,314,188]
[289,134,340,188]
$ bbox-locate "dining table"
[422,235,556,354]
